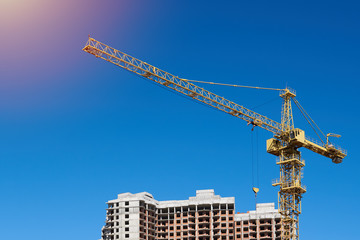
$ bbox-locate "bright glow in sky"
[0,0,34,7]
[0,0,45,24]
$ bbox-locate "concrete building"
[234,203,281,240]
[101,190,281,240]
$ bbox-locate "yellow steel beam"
[82,37,283,135]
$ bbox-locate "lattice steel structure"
[83,37,347,240]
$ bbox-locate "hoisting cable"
[292,98,326,145]
[182,79,284,91]
[256,127,260,190]
[251,130,255,187]
[251,128,260,206]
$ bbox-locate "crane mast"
[83,37,346,240]
[274,90,304,240]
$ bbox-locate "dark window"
[125,234,129,238]
[125,227,129,231]
[125,201,129,206]
[125,214,129,219]
[125,221,129,225]
[125,208,129,212]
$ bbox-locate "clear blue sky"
[0,0,359,239]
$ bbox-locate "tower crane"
[83,37,347,240]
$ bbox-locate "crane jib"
[83,38,282,135]
[83,37,346,160]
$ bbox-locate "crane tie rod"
[292,98,326,145]
[182,79,284,91]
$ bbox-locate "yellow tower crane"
[83,37,347,240]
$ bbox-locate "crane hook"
[252,187,259,205]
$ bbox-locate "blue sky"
[0,0,359,239]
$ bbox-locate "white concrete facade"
[235,203,281,221]
[234,203,281,240]
[100,190,281,240]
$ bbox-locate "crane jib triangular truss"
[83,37,282,135]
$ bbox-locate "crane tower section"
[268,89,305,240]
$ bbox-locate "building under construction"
[101,190,281,240]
